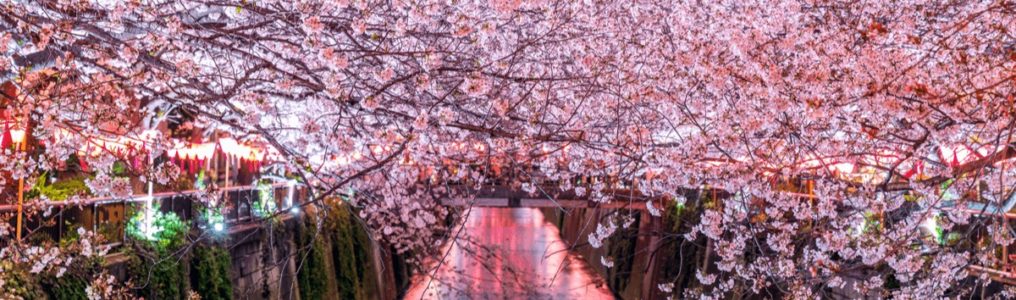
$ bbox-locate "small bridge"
[436,185,680,210]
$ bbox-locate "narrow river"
[404,208,616,299]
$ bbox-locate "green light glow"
[127,203,187,247]
[253,180,277,217]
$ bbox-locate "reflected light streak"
[404,208,614,299]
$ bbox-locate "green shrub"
[42,230,104,300]
[296,214,329,300]
[325,203,380,299]
[125,204,191,300]
[150,256,188,300]
[43,275,89,300]
[112,161,130,176]
[126,204,188,250]
[328,205,361,299]
[0,261,45,299]
[190,245,234,300]
[27,172,90,201]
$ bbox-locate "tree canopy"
[2,0,1016,298]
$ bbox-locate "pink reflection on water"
[404,208,615,299]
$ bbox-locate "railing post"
[122,199,127,244]
[15,139,24,241]
[58,206,64,242]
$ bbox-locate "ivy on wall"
[190,244,234,300]
[289,202,389,300]
[2,197,397,300]
[326,203,370,299]
[43,275,89,300]
[296,214,329,300]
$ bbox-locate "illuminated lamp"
[286,179,297,210]
[9,129,25,145]
[921,215,943,244]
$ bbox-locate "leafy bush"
[126,204,189,250]
[296,214,329,300]
[0,261,45,299]
[27,172,90,201]
[43,274,90,300]
[40,228,104,300]
[253,180,277,217]
[190,245,234,300]
[325,203,380,299]
[125,204,191,300]
[111,161,130,176]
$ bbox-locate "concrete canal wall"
[541,206,685,300]
[97,207,411,300]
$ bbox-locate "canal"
[404,208,616,299]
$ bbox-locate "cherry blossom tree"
[2,0,1016,298]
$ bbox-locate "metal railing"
[1,183,308,246]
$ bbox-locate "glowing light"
[167,142,216,160]
[124,176,170,242]
[285,179,296,209]
[922,215,943,243]
[9,129,25,144]
[166,138,270,161]
[829,162,855,174]
[71,129,163,157]
[140,181,157,240]
[853,220,866,236]
[213,222,224,232]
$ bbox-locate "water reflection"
[404,208,615,299]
